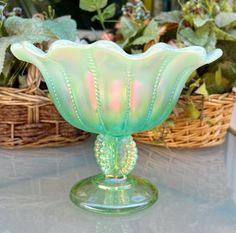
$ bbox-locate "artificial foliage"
[79,0,116,30]
[154,0,236,119]
[0,3,77,87]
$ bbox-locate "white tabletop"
[0,133,235,233]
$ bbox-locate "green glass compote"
[11,40,222,215]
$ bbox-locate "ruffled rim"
[11,39,223,64]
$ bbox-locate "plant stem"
[176,18,185,42]
[104,19,119,23]
[205,0,213,16]
[177,0,183,7]
[8,61,26,87]
[97,8,106,31]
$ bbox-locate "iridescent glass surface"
[11,40,222,214]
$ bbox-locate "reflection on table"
[0,134,235,233]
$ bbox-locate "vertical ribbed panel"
[10,40,222,136]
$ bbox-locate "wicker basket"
[0,63,90,149]
[134,93,236,148]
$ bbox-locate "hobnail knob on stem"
[94,134,138,178]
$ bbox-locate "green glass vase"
[11,40,222,215]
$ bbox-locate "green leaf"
[91,15,99,22]
[178,22,216,51]
[185,103,201,119]
[204,32,217,52]
[131,19,159,45]
[18,75,27,89]
[203,71,230,94]
[193,16,213,27]
[0,38,50,78]
[219,62,236,83]
[215,12,236,28]
[215,67,222,86]
[120,16,137,40]
[154,10,182,24]
[103,3,116,20]
[0,39,14,79]
[216,40,236,62]
[195,83,209,96]
[4,16,54,38]
[144,19,158,37]
[178,27,208,46]
[203,62,236,94]
[43,16,77,41]
[189,79,200,88]
[186,71,198,84]
[131,35,156,45]
[227,29,236,37]
[122,26,146,52]
[0,16,67,75]
[230,63,236,74]
[2,52,14,78]
[79,0,107,12]
[165,118,175,128]
[185,78,201,97]
[214,26,236,41]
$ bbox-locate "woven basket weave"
[134,93,236,148]
[0,62,90,149]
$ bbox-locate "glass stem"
[94,134,138,178]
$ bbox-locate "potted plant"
[80,0,236,148]
[0,3,89,148]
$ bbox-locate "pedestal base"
[70,174,158,215]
